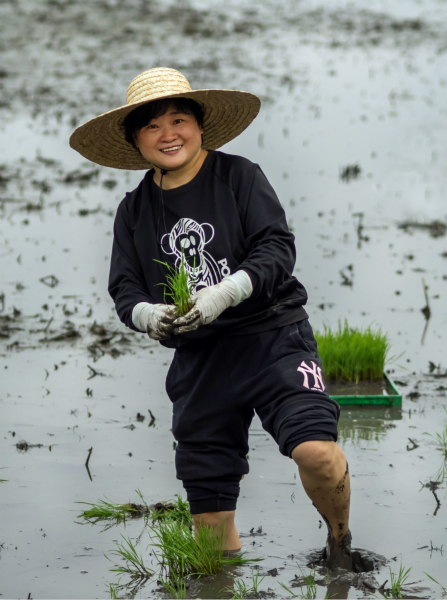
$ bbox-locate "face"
[133,108,204,172]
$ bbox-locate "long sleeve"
[236,166,298,305]
[107,152,307,343]
[108,198,153,332]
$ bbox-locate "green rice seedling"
[151,494,193,525]
[314,321,391,383]
[278,582,299,598]
[383,562,412,599]
[154,255,196,316]
[105,535,154,582]
[77,492,191,529]
[76,498,148,525]
[108,583,118,599]
[158,577,188,599]
[425,406,447,459]
[158,557,189,599]
[424,573,447,598]
[433,460,447,484]
[430,429,447,459]
[279,569,330,599]
[224,568,266,599]
[247,568,265,595]
[149,519,261,579]
[227,577,251,600]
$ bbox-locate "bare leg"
[292,440,352,569]
[192,510,241,551]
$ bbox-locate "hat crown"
[126,68,192,105]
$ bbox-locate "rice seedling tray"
[327,374,402,406]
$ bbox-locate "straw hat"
[69,67,261,170]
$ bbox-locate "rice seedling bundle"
[154,256,195,316]
[151,495,192,524]
[314,321,389,383]
[149,520,260,579]
[76,499,144,524]
[77,493,191,525]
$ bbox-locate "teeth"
[161,146,182,152]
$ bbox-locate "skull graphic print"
[161,218,225,291]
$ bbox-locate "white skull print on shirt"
[161,218,230,292]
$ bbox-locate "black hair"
[123,97,204,148]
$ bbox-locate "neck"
[153,149,208,190]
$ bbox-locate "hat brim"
[69,89,261,170]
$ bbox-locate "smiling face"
[133,107,204,174]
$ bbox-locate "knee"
[292,441,341,479]
[192,510,235,531]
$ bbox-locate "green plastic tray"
[329,374,402,406]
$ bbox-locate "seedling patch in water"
[77,492,192,526]
[105,518,262,597]
[149,519,261,579]
[315,321,394,383]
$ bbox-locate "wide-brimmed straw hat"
[69,67,261,170]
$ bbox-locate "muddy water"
[1,0,447,598]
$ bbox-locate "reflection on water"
[338,406,402,446]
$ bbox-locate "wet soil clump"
[15,440,45,452]
[305,547,387,594]
[398,220,447,238]
[310,545,387,573]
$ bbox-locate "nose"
[159,123,177,142]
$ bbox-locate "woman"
[70,67,352,569]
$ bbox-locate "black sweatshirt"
[108,150,308,348]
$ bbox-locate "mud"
[1,0,447,597]
[398,220,447,238]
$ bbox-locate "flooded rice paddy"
[1,0,447,597]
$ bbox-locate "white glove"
[132,302,177,340]
[173,270,252,334]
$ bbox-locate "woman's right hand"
[139,304,178,340]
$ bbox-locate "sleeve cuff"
[132,302,152,332]
[225,270,253,307]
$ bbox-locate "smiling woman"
[123,98,207,188]
[123,98,204,146]
[69,67,352,569]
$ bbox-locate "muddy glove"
[173,270,252,334]
[132,302,177,340]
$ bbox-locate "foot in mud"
[324,529,353,570]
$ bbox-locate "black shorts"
[165,319,340,514]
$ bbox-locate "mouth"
[160,145,182,154]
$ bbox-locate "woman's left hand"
[173,280,235,334]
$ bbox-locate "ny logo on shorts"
[297,360,326,391]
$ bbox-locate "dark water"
[1,0,447,598]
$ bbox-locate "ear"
[160,233,175,255]
[132,131,139,149]
[202,223,214,244]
